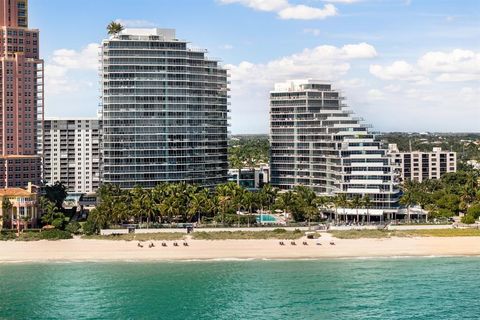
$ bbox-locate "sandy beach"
[1,233,480,262]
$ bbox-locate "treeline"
[84,182,381,234]
[85,182,277,234]
[400,171,480,223]
[229,135,269,169]
[381,132,480,164]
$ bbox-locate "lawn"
[192,229,306,240]
[329,228,480,239]
[83,233,186,241]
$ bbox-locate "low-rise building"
[0,182,39,230]
[387,144,456,182]
[228,165,270,190]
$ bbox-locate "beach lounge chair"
[137,242,143,248]
[302,241,308,246]
[316,241,322,246]
[162,242,167,247]
[183,242,189,246]
[290,241,296,246]
[174,242,179,247]
[330,241,335,246]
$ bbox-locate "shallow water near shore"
[0,257,478,319]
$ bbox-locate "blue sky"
[30,0,480,133]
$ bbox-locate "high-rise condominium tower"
[101,28,229,189]
[42,118,101,193]
[270,80,400,218]
[0,0,43,188]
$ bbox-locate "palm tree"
[399,190,416,223]
[332,195,341,223]
[107,21,124,36]
[294,186,318,227]
[1,197,12,230]
[259,184,277,213]
[131,185,145,225]
[336,194,349,222]
[276,191,296,221]
[400,180,419,222]
[460,173,478,209]
[188,188,209,224]
[215,184,234,226]
[362,195,372,223]
[351,195,362,223]
[242,191,257,227]
[315,196,329,221]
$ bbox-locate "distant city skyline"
[30,0,480,133]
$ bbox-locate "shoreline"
[2,234,480,263]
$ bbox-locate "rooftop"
[273,79,332,92]
[118,28,176,40]
[0,188,34,197]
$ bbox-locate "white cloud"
[369,60,427,82]
[218,0,289,11]
[370,48,480,83]
[418,49,480,82]
[220,44,234,50]
[303,28,321,36]
[114,19,156,28]
[50,43,99,71]
[228,42,376,89]
[226,43,377,132]
[218,0,338,20]
[367,89,385,100]
[45,43,99,95]
[278,4,337,20]
[322,0,361,3]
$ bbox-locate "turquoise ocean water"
[0,257,478,319]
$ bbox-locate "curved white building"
[270,80,400,217]
[100,28,229,189]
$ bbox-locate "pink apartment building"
[0,0,43,188]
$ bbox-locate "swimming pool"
[256,214,277,223]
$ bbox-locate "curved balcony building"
[100,28,229,189]
[270,80,400,216]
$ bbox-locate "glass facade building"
[100,28,229,189]
[270,80,400,213]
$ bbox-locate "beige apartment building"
[387,144,456,182]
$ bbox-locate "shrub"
[82,220,98,235]
[436,208,455,218]
[272,228,287,233]
[65,221,81,234]
[467,204,480,220]
[0,231,16,241]
[39,229,73,240]
[214,214,257,226]
[16,229,73,241]
[461,215,476,224]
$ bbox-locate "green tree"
[44,182,68,210]
[351,195,362,223]
[336,194,349,222]
[1,197,12,229]
[40,197,66,229]
[107,21,124,36]
[400,180,420,222]
[276,191,296,220]
[259,184,277,213]
[294,186,318,227]
[362,195,372,223]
